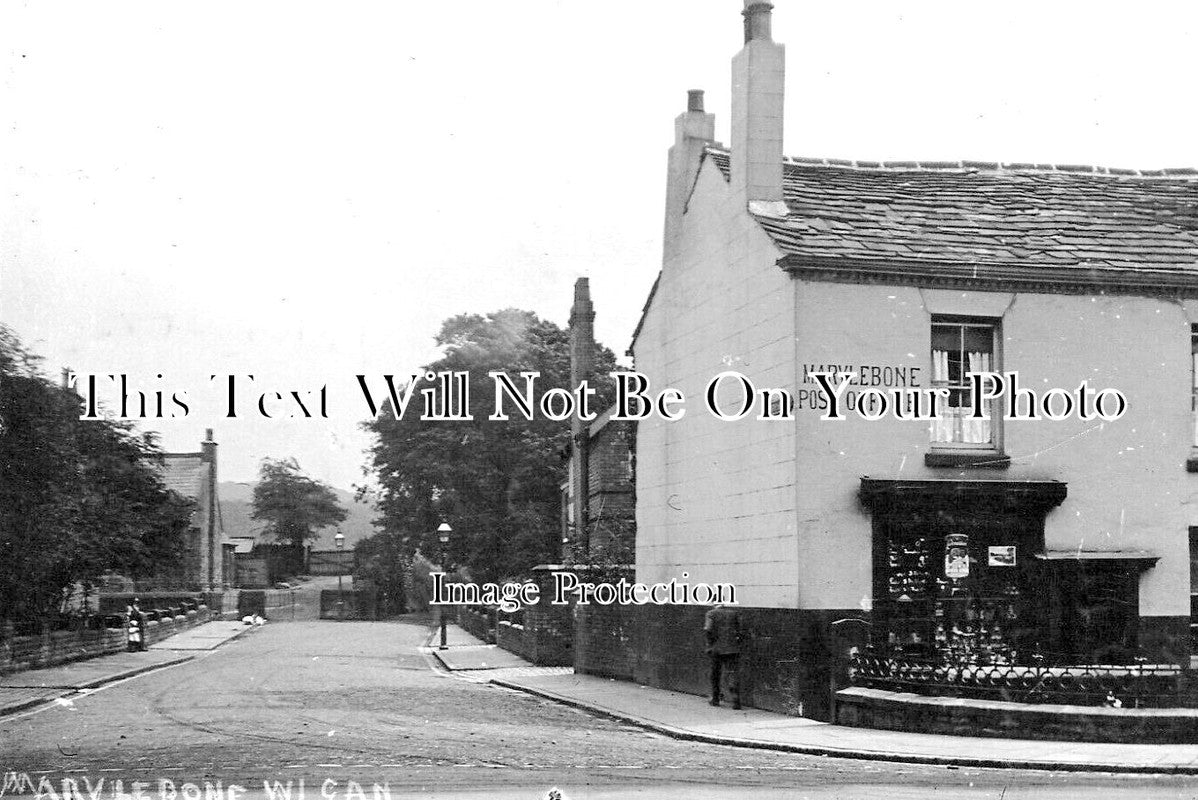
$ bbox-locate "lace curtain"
[1193,348,1198,447]
[931,350,991,444]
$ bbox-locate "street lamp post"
[334,530,345,622]
[437,522,452,650]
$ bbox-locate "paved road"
[1,620,1196,799]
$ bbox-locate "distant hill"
[217,481,379,551]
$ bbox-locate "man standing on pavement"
[704,603,743,709]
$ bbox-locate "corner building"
[628,1,1198,716]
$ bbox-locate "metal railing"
[849,651,1193,708]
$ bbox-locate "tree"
[251,458,347,572]
[362,308,619,582]
[0,324,195,623]
[352,531,408,616]
[75,419,197,585]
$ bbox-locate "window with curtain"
[930,319,998,447]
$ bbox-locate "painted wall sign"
[800,364,923,388]
[795,363,924,414]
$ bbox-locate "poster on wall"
[989,546,1017,567]
[945,534,970,579]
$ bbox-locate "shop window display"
[875,512,1039,666]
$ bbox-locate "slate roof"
[704,147,1198,292]
[228,537,256,555]
[160,453,206,500]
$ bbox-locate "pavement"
[430,623,1198,775]
[149,619,255,650]
[0,619,254,717]
[428,625,533,670]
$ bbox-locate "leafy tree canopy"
[252,457,348,549]
[0,324,195,622]
[362,308,619,582]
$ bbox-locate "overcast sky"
[3,1,1198,491]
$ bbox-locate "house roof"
[227,537,256,554]
[160,453,206,500]
[627,271,661,357]
[704,147,1198,294]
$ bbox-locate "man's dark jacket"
[703,605,742,655]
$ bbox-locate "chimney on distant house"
[663,89,716,257]
[731,0,785,212]
[568,278,595,562]
[201,429,218,589]
[570,279,595,395]
[201,428,217,465]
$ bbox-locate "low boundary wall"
[496,620,528,658]
[520,566,573,666]
[836,686,1198,744]
[481,566,577,667]
[0,606,211,675]
[456,606,493,643]
[98,593,203,615]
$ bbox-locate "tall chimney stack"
[731,0,785,212]
[569,278,595,394]
[568,278,596,562]
[201,429,218,589]
[663,89,716,258]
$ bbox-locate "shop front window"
[930,318,998,448]
[874,512,1039,666]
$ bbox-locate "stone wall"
[455,606,494,643]
[573,602,639,681]
[516,567,575,666]
[496,620,528,659]
[141,608,212,647]
[0,606,211,675]
[573,603,868,720]
[836,686,1198,744]
[98,593,204,615]
[455,600,572,667]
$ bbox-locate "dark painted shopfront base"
[569,605,1191,725]
[1140,616,1191,666]
[837,686,1198,744]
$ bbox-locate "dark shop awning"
[859,477,1068,513]
[1034,550,1160,569]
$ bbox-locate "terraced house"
[627,0,1198,721]
[160,429,232,591]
